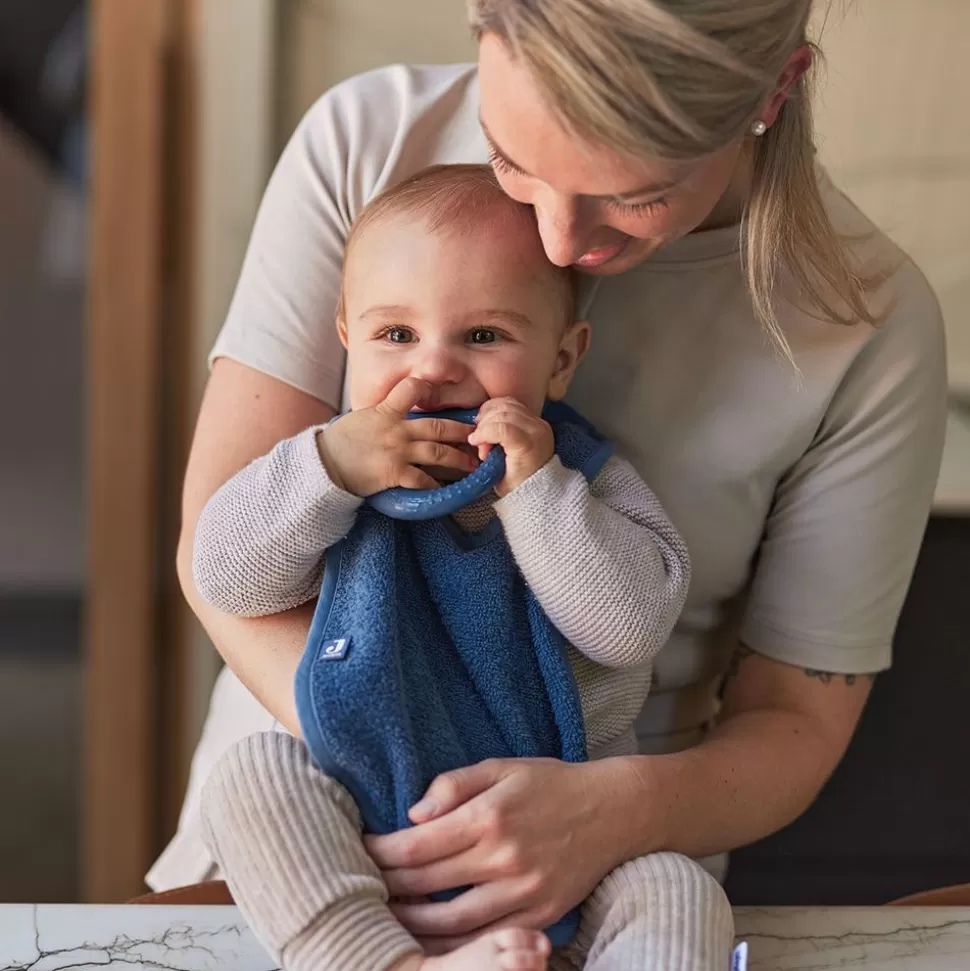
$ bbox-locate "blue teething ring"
[365,408,506,520]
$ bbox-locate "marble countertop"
[934,405,970,515]
[3,904,970,970]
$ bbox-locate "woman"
[150,0,946,950]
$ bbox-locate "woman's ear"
[547,320,591,401]
[760,44,813,128]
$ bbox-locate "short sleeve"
[208,64,483,409]
[739,260,948,673]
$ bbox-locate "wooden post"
[85,0,175,902]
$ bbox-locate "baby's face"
[339,212,582,415]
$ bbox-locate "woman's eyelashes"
[489,145,669,217]
[608,196,669,216]
[488,146,525,178]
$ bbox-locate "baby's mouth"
[411,400,485,414]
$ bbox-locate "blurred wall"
[274,0,969,390]
[0,120,84,593]
[277,0,474,139]
[812,0,970,393]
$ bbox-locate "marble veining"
[0,905,276,971]
[2,904,970,970]
[734,907,970,970]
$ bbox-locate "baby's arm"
[192,426,362,617]
[495,455,690,668]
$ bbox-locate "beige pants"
[200,732,735,971]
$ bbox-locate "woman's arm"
[622,645,872,857]
[178,358,337,735]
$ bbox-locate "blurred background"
[0,0,967,906]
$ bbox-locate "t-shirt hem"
[738,619,892,674]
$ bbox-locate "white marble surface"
[734,908,970,970]
[0,905,274,971]
[2,904,970,970]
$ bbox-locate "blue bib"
[295,401,613,947]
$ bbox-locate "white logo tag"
[321,637,350,660]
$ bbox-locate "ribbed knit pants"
[200,733,735,971]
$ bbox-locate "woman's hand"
[364,757,637,947]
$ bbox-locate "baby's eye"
[384,327,414,344]
[468,328,499,345]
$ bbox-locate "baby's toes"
[492,929,550,970]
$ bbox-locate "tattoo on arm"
[720,642,878,695]
[721,644,754,691]
[804,669,878,686]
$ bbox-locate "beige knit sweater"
[193,424,690,757]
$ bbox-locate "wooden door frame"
[85,0,277,902]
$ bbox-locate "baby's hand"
[467,397,554,496]
[316,378,478,497]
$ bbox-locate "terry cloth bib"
[296,401,613,947]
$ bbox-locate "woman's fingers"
[390,877,543,938]
[365,804,479,869]
[382,848,478,898]
[410,761,508,822]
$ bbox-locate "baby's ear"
[335,297,349,349]
[568,319,592,364]
[548,319,591,400]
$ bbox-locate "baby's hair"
[338,163,578,326]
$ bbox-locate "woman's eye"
[468,328,498,344]
[385,327,414,344]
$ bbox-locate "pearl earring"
[751,120,768,137]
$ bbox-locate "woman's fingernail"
[412,799,437,818]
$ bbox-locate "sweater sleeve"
[495,455,690,669]
[192,426,362,617]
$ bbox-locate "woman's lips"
[574,238,629,268]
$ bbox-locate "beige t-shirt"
[147,63,947,891]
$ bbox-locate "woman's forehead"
[478,34,693,198]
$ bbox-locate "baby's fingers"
[407,416,475,445]
[396,466,441,491]
[469,420,532,453]
[408,441,479,473]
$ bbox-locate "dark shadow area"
[726,516,970,904]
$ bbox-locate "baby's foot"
[401,929,551,971]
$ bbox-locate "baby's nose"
[411,346,465,384]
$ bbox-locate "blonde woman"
[150,0,947,967]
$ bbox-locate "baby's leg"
[550,853,734,971]
[201,732,548,971]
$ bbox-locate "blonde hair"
[469,0,880,355]
[339,163,577,324]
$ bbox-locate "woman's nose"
[533,192,590,267]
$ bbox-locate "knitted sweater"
[194,424,690,758]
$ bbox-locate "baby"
[195,165,734,971]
